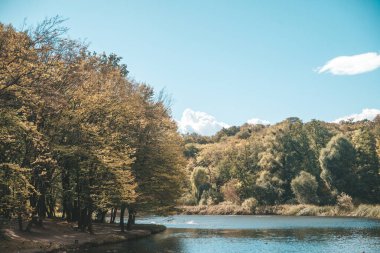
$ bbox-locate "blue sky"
[1,0,380,135]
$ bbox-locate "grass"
[181,202,249,215]
[351,204,380,219]
[180,203,380,219]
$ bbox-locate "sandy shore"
[0,218,165,253]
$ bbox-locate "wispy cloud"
[316,52,380,75]
[177,108,229,136]
[333,108,380,123]
[247,118,270,125]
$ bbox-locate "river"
[85,215,380,253]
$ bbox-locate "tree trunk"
[47,196,55,218]
[17,213,23,231]
[120,205,126,232]
[131,210,136,225]
[110,208,117,223]
[72,200,79,222]
[79,207,87,232]
[87,209,94,234]
[100,211,106,223]
[109,208,113,223]
[37,193,47,220]
[126,208,133,231]
[25,215,39,232]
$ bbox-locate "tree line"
[0,17,185,233]
[183,117,380,207]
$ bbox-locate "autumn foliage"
[0,17,185,233]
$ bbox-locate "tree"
[291,171,319,204]
[0,17,186,234]
[126,86,186,225]
[258,118,316,202]
[319,135,356,197]
[351,129,380,202]
[253,170,285,205]
[190,167,210,203]
[0,163,35,231]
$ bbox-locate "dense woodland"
[0,18,185,233]
[1,18,380,236]
[182,117,380,209]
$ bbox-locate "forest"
[1,17,380,238]
[0,17,185,234]
[181,117,380,213]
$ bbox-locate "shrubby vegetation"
[182,116,380,211]
[0,17,185,233]
[291,171,319,204]
[181,203,380,219]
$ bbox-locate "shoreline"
[178,203,380,219]
[0,219,166,253]
[1,209,378,253]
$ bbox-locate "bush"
[199,188,223,206]
[291,171,319,204]
[241,198,258,213]
[190,167,210,203]
[184,144,199,158]
[199,190,213,205]
[336,192,354,210]
[180,193,198,206]
[221,179,241,204]
[253,171,285,205]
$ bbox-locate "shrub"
[199,190,212,205]
[291,171,319,204]
[184,144,199,158]
[221,179,241,204]
[199,188,223,206]
[336,192,354,210]
[241,198,258,213]
[180,193,197,206]
[253,171,285,205]
[190,167,210,203]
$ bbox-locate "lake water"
[85,215,380,253]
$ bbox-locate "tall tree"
[319,135,356,198]
[351,129,380,202]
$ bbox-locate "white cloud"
[316,52,380,75]
[247,118,270,125]
[333,108,380,123]
[177,108,229,136]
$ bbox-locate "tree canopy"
[182,117,380,206]
[0,17,185,232]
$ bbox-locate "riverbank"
[0,218,166,253]
[179,203,380,219]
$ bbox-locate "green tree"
[258,118,316,202]
[190,167,210,203]
[319,135,356,197]
[291,171,319,204]
[351,129,380,202]
[253,170,285,205]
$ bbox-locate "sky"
[1,0,380,135]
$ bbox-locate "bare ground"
[0,218,165,253]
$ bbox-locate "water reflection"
[81,216,380,253]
